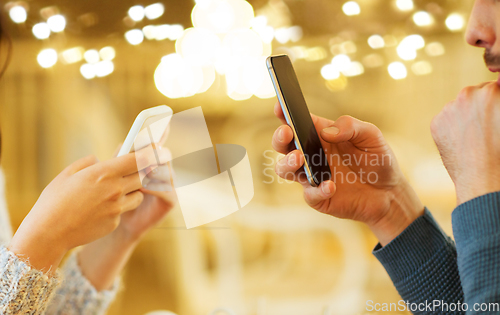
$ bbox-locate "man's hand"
[431,82,500,205]
[272,103,424,246]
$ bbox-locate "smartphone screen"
[268,55,331,186]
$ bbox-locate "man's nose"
[465,3,496,49]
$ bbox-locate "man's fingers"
[274,101,288,125]
[120,190,144,212]
[275,150,304,180]
[303,180,336,209]
[320,115,383,148]
[272,125,295,154]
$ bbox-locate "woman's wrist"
[368,182,425,247]
[8,226,67,276]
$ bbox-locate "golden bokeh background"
[0,0,495,314]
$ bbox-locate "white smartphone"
[117,105,173,157]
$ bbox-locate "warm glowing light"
[62,47,83,64]
[289,26,303,42]
[143,25,157,40]
[413,11,434,27]
[397,44,417,60]
[47,14,66,33]
[331,54,352,72]
[425,42,445,56]
[388,62,407,80]
[368,35,385,49]
[342,1,360,16]
[192,0,254,34]
[402,34,425,49]
[9,6,27,23]
[274,28,290,44]
[341,41,357,54]
[169,24,185,40]
[222,29,263,58]
[125,29,144,45]
[37,49,58,68]
[80,63,96,79]
[32,23,51,39]
[445,13,465,31]
[99,47,115,61]
[128,5,145,22]
[342,61,364,77]
[155,53,204,99]
[383,35,398,47]
[95,60,114,77]
[84,49,100,64]
[397,35,424,61]
[321,64,341,80]
[411,61,433,75]
[396,0,413,11]
[145,3,165,20]
[362,54,384,68]
[175,27,221,67]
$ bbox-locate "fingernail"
[278,127,284,142]
[321,181,331,195]
[323,126,340,136]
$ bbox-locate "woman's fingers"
[121,190,144,212]
[272,125,295,154]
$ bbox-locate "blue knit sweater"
[373,192,500,314]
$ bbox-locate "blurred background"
[0,0,494,314]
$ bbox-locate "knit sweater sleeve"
[452,192,500,314]
[0,246,61,315]
[372,208,464,314]
[45,250,120,315]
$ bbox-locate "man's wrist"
[368,182,425,246]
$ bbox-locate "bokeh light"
[84,49,100,64]
[395,0,414,12]
[99,47,116,61]
[388,62,407,80]
[9,6,27,23]
[47,14,66,33]
[37,49,58,68]
[145,3,165,20]
[32,23,51,40]
[413,11,434,27]
[411,61,433,75]
[331,54,352,72]
[321,64,341,80]
[62,47,84,64]
[80,63,96,79]
[128,5,145,22]
[445,13,465,31]
[125,29,144,45]
[368,35,385,49]
[175,28,221,67]
[95,60,114,77]
[342,1,361,16]
[425,42,445,56]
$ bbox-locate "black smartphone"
[267,54,332,187]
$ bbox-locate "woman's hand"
[8,145,169,274]
[272,103,424,246]
[78,155,176,291]
[116,162,177,242]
